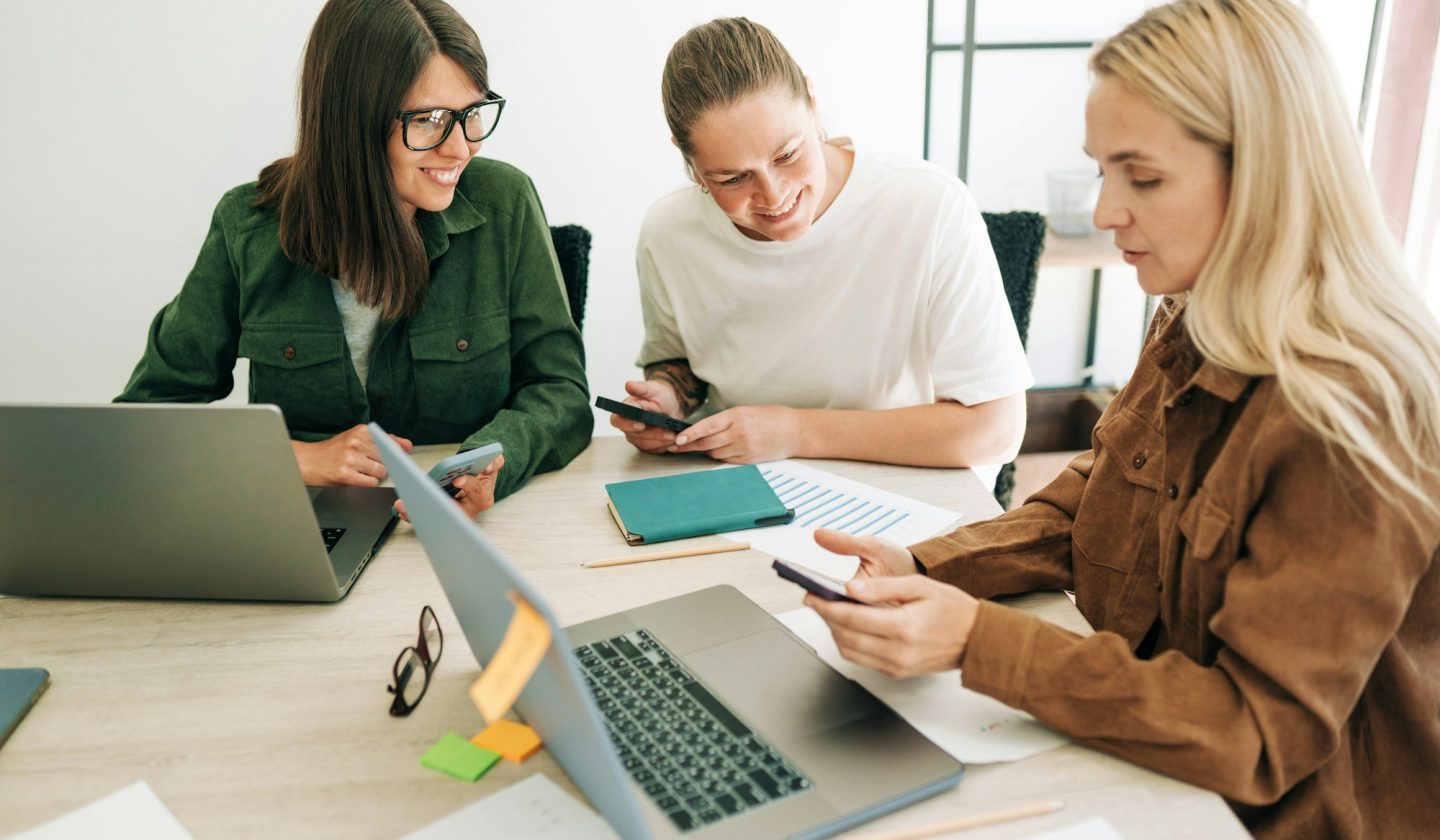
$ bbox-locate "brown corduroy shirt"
[911,313,1440,839]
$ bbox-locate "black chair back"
[549,224,592,332]
[980,211,1046,510]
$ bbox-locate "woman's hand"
[813,529,920,579]
[804,575,979,678]
[395,455,505,522]
[613,379,685,454]
[670,405,800,463]
[292,424,412,486]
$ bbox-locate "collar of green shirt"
[416,185,487,262]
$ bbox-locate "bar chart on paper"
[720,461,962,580]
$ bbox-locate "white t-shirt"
[331,278,381,390]
[636,140,1033,428]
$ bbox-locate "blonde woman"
[611,18,1031,478]
[804,1,1440,836]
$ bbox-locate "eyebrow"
[701,133,803,177]
[402,97,486,114]
[1082,147,1155,165]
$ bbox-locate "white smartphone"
[427,442,504,497]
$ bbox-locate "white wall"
[0,1,1392,417]
[0,2,927,430]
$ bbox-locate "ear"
[804,75,817,107]
[670,136,680,149]
[681,159,708,193]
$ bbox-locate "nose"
[1091,176,1130,231]
[439,120,474,159]
[753,170,786,210]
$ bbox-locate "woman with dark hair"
[117,0,591,516]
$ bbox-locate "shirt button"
[456,338,470,352]
[1155,578,1164,592]
[1178,392,1194,406]
[1167,484,1179,499]
[283,345,296,361]
[1132,453,1147,469]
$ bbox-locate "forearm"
[462,374,592,501]
[962,602,1327,806]
[910,449,1091,596]
[791,393,1025,467]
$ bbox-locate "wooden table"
[0,437,1246,839]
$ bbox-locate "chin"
[753,216,812,243]
[412,191,456,213]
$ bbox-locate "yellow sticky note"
[471,719,543,763]
[469,591,553,724]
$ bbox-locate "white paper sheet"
[721,460,962,580]
[1023,816,1125,839]
[777,608,1069,764]
[13,781,193,840]
[402,773,620,840]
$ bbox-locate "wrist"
[290,440,315,484]
[786,407,814,458]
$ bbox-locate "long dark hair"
[256,0,488,320]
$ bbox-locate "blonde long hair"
[1092,0,1440,525]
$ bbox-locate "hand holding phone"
[772,558,860,603]
[595,395,692,433]
[427,442,504,498]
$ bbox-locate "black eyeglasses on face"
[388,605,443,717]
[396,91,505,151]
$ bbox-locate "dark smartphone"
[772,558,860,603]
[595,395,692,433]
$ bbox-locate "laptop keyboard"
[575,629,811,833]
[320,528,346,553]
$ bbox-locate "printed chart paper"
[13,781,194,840]
[402,773,619,840]
[777,608,1069,764]
[721,460,962,579]
[1023,816,1125,840]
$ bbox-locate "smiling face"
[387,54,484,217]
[1085,75,1231,296]
[684,87,845,242]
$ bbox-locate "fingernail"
[676,435,688,445]
[666,445,677,453]
[850,580,866,591]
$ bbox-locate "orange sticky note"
[468,590,553,724]
[470,719,543,763]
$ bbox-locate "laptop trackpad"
[682,629,881,740]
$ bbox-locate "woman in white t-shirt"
[613,17,1032,478]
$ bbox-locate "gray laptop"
[0,404,397,602]
[373,423,962,839]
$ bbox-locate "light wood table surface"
[0,436,1246,839]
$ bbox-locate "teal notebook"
[0,668,49,750]
[604,465,794,545]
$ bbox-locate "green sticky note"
[421,731,501,782]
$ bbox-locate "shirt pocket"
[1073,407,1164,574]
[1174,487,1235,644]
[238,326,348,431]
[408,311,510,426]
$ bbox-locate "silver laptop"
[0,404,397,602]
[373,423,962,839]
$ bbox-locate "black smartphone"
[772,558,860,603]
[595,395,692,433]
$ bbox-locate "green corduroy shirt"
[117,157,592,501]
